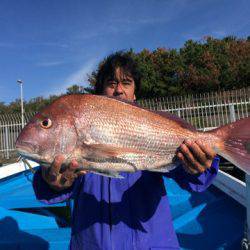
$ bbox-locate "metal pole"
[177,109,181,117]
[229,104,236,123]
[5,126,9,159]
[17,80,24,128]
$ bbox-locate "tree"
[66,85,85,95]
[0,102,8,115]
[88,36,250,98]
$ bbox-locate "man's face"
[102,67,136,101]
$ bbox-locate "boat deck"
[0,169,245,250]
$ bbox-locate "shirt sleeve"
[32,167,83,204]
[164,156,220,192]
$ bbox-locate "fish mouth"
[17,150,51,167]
[16,141,34,153]
[17,149,40,163]
[15,142,50,166]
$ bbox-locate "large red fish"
[15,94,250,178]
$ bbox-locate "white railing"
[0,123,23,159]
[138,87,250,130]
[0,112,35,159]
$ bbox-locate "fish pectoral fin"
[149,162,177,173]
[91,170,124,179]
[74,158,124,178]
[149,164,176,173]
[83,143,146,159]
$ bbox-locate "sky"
[0,0,249,104]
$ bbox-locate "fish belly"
[80,150,177,174]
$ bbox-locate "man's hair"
[95,51,141,95]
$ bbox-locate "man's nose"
[114,82,124,94]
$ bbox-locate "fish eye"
[40,118,52,129]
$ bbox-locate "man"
[33,52,219,250]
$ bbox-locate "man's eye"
[122,81,131,85]
[108,81,117,87]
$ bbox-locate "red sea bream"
[15,94,250,177]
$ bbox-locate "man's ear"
[133,94,136,101]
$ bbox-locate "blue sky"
[0,0,249,104]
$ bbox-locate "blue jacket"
[33,157,219,250]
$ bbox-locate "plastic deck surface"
[0,170,246,250]
[166,178,245,250]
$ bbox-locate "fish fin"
[105,96,196,131]
[76,158,124,178]
[155,111,196,131]
[149,163,177,173]
[104,96,196,131]
[83,143,146,159]
[149,167,170,173]
[91,170,124,179]
[210,117,250,174]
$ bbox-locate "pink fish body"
[16,94,250,178]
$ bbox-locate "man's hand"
[176,139,216,175]
[41,155,87,192]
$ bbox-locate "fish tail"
[209,117,250,174]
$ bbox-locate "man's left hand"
[176,139,216,175]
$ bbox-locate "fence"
[138,87,250,130]
[0,113,35,159]
[0,88,250,159]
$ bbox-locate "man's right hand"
[41,155,87,192]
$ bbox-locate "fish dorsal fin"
[154,111,196,131]
[102,96,196,131]
[94,95,196,133]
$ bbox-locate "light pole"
[17,79,24,128]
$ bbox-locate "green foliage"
[0,102,9,115]
[90,36,250,99]
[66,84,95,95]
[66,84,85,94]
